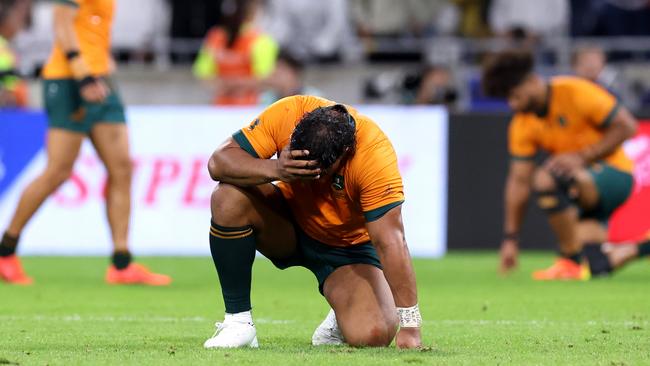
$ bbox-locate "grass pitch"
[1,252,649,365]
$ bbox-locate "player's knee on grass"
[210,183,255,226]
[343,318,398,347]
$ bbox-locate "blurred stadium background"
[2,1,650,365]
[2,0,649,256]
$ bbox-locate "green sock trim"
[0,232,19,257]
[209,221,256,314]
[638,241,650,258]
[561,252,582,264]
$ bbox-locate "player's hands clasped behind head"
[274,145,321,182]
[80,78,110,103]
[499,238,519,274]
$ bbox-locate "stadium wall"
[0,107,448,257]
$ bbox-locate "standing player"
[203,95,422,348]
[0,0,170,285]
[482,50,638,280]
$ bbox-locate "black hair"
[482,49,534,98]
[0,0,17,23]
[277,49,304,73]
[289,104,356,170]
[220,0,254,48]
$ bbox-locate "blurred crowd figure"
[0,0,30,108]
[488,0,570,43]
[192,0,277,105]
[3,0,650,109]
[572,46,618,91]
[261,0,354,63]
[258,50,321,106]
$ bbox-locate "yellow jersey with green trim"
[233,95,405,247]
[509,76,633,172]
[42,0,114,79]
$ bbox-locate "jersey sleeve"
[508,116,537,160]
[572,80,620,129]
[232,96,299,159]
[355,138,405,222]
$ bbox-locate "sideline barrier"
[0,106,448,257]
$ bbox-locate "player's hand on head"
[275,145,321,182]
[80,78,109,103]
[396,327,422,349]
[544,153,585,178]
[499,239,519,274]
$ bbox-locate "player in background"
[0,0,170,285]
[203,96,422,348]
[482,50,638,280]
[0,0,29,108]
[582,234,650,276]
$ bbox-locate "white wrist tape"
[397,303,422,328]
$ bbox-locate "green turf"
[1,252,649,365]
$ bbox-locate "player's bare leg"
[0,129,83,284]
[322,264,398,347]
[531,167,596,280]
[206,182,297,348]
[90,123,170,286]
[90,123,131,252]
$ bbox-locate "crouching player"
[482,50,638,280]
[203,95,422,348]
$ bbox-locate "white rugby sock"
[225,310,253,324]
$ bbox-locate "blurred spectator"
[569,0,604,37]
[363,65,459,108]
[488,0,569,42]
[262,0,354,62]
[193,0,278,105]
[572,45,622,98]
[413,65,458,107]
[592,0,650,36]
[572,46,607,84]
[350,0,456,37]
[0,0,29,108]
[259,50,322,106]
[452,0,491,38]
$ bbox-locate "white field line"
[0,315,647,327]
[0,315,294,324]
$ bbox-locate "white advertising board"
[0,106,447,257]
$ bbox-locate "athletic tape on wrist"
[397,304,422,328]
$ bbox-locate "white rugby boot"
[204,311,259,349]
[311,308,345,346]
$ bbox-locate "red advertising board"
[608,121,650,242]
